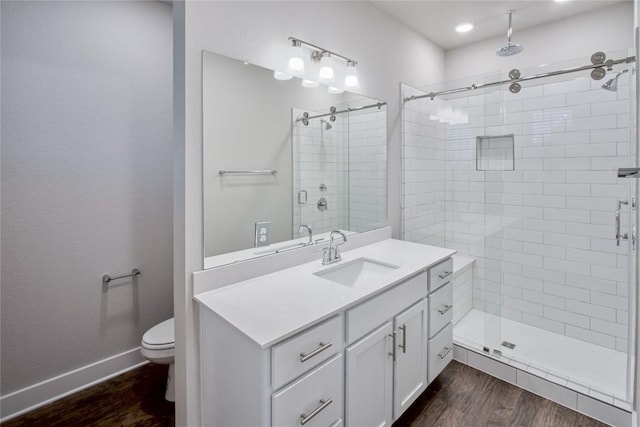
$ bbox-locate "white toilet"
[141,317,175,402]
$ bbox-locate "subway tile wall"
[402,71,633,352]
[293,107,387,238]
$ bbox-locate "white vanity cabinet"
[345,322,394,427]
[197,239,456,427]
[344,273,428,425]
[427,258,454,383]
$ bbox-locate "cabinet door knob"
[300,342,332,363]
[300,398,333,425]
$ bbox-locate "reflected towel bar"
[218,169,277,175]
[102,268,141,286]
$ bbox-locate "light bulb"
[302,79,319,88]
[287,40,305,75]
[318,55,334,83]
[273,70,293,81]
[328,86,344,94]
[344,62,359,89]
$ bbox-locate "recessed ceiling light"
[553,0,570,3]
[455,22,474,33]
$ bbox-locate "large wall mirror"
[203,50,387,268]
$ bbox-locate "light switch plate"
[254,221,271,247]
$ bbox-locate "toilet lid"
[142,318,174,349]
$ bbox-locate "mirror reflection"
[203,50,387,268]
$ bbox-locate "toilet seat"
[142,318,174,350]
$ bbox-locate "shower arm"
[404,55,635,102]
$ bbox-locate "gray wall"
[1,0,173,395]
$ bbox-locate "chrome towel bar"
[102,268,141,286]
[218,169,277,175]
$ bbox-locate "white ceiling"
[371,0,628,50]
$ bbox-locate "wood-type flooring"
[2,361,606,427]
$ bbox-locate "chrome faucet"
[322,230,347,265]
[299,224,313,245]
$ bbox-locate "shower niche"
[476,134,514,171]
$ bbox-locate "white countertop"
[195,239,455,348]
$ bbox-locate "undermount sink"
[314,257,399,287]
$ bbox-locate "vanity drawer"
[428,258,453,293]
[428,282,453,338]
[272,315,343,390]
[428,322,453,384]
[272,354,344,427]
[346,272,427,344]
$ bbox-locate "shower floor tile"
[454,309,629,406]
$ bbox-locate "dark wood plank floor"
[394,361,607,427]
[2,364,174,427]
[2,361,605,427]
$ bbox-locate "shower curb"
[453,343,632,427]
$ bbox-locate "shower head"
[320,119,332,130]
[602,68,629,91]
[497,10,523,57]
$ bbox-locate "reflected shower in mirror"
[203,50,387,268]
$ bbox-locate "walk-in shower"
[402,49,636,413]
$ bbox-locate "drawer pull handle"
[438,304,453,315]
[300,342,332,363]
[438,346,452,359]
[388,331,397,362]
[398,324,407,353]
[300,398,332,425]
[438,271,452,280]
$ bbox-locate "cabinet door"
[393,300,427,419]
[345,322,393,427]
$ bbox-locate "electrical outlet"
[254,221,271,247]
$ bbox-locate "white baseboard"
[1,347,147,422]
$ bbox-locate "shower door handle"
[616,200,629,246]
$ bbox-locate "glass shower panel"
[492,51,635,404]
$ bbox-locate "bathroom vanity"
[196,239,455,426]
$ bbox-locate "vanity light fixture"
[344,61,359,89]
[287,39,305,76]
[318,54,335,83]
[287,37,358,90]
[455,22,474,33]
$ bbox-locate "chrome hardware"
[398,324,407,354]
[298,190,308,204]
[319,183,327,192]
[438,346,452,359]
[618,167,640,178]
[299,224,313,246]
[388,331,397,362]
[616,200,629,246]
[591,51,606,65]
[102,268,140,287]
[218,169,277,175]
[509,82,521,93]
[321,230,347,265]
[591,67,606,80]
[438,271,453,280]
[317,197,328,212]
[299,341,332,363]
[300,398,333,425]
[508,69,521,80]
[437,304,453,315]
